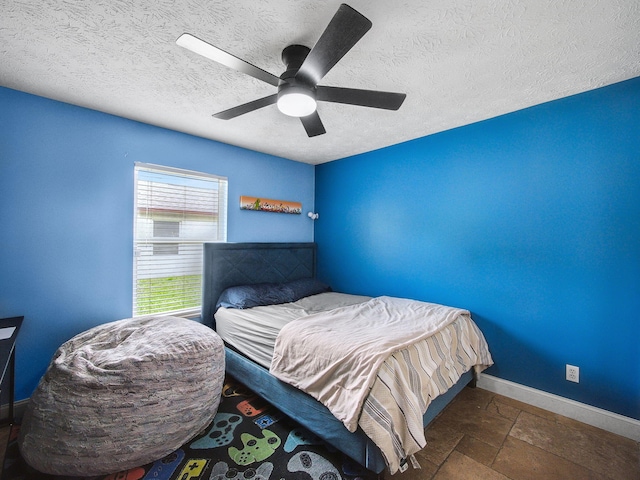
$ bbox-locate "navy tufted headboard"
[201,242,316,328]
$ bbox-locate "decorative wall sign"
[240,196,302,214]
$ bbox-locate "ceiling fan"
[176,3,406,137]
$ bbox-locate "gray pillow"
[286,278,331,301]
[217,282,295,309]
[216,278,332,309]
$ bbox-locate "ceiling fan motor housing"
[277,45,317,117]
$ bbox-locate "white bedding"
[270,296,469,432]
[215,292,371,367]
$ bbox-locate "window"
[133,163,228,317]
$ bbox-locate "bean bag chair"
[18,316,225,476]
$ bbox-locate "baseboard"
[477,373,640,442]
[0,399,29,424]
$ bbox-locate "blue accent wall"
[0,87,314,402]
[315,77,640,420]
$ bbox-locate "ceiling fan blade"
[213,94,278,120]
[300,111,326,137]
[296,4,372,86]
[177,33,281,87]
[316,86,406,110]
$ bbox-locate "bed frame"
[202,242,473,474]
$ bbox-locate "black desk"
[0,316,23,424]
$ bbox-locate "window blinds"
[133,163,228,317]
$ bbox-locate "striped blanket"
[359,315,493,472]
[270,296,493,473]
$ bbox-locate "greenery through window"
[133,163,227,317]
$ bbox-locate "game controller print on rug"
[1,376,378,480]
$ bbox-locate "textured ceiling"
[1,1,639,164]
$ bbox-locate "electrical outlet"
[566,364,579,383]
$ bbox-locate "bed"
[202,242,492,475]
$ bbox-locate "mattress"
[215,292,371,368]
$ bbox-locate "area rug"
[2,375,377,480]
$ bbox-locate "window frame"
[133,162,228,318]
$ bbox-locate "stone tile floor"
[1,387,638,479]
[389,387,639,480]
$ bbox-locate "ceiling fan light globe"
[277,91,317,117]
